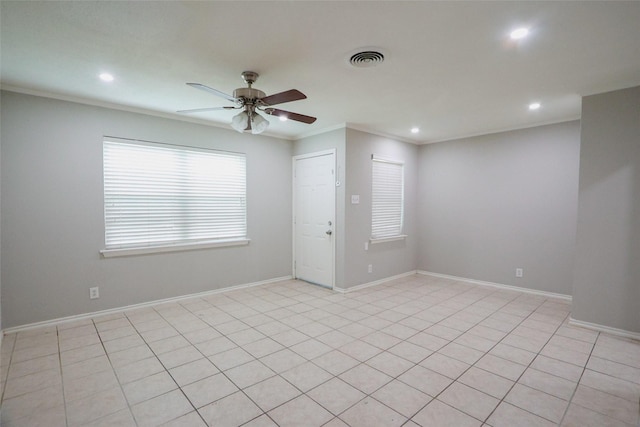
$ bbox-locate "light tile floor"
[1,274,639,426]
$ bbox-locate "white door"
[294,151,335,288]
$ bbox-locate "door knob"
[325,230,332,236]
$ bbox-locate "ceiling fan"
[178,71,317,135]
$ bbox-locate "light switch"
[351,195,360,204]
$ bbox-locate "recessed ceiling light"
[529,102,541,110]
[279,115,288,122]
[99,73,114,82]
[510,27,529,40]
[411,127,420,134]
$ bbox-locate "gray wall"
[573,86,640,333]
[417,121,581,296]
[343,129,418,287]
[0,96,2,333]
[1,91,293,328]
[5,86,636,336]
[293,128,419,289]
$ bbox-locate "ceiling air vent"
[349,50,385,68]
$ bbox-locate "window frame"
[370,155,407,244]
[100,137,249,258]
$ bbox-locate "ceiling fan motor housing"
[233,87,266,102]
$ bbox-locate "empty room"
[1,1,639,426]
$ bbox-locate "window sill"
[101,238,250,258]
[370,235,408,244]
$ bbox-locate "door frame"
[292,149,337,289]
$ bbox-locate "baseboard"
[3,275,293,335]
[569,317,640,341]
[417,270,572,302]
[334,270,418,293]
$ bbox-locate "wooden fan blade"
[261,89,307,106]
[186,83,237,103]
[266,108,317,124]
[177,106,237,114]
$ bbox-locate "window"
[371,155,405,241]
[102,137,247,256]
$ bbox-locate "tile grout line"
[225,282,407,424]
[150,290,325,426]
[398,292,551,425]
[238,284,367,425]
[195,308,292,427]
[555,332,640,425]
[216,286,340,426]
[139,304,209,426]
[479,309,573,426]
[397,293,570,425]
[556,329,599,426]
[1,329,64,426]
[0,280,550,426]
[0,333,16,407]
[318,280,526,426]
[76,285,640,426]
[59,325,71,427]
[220,310,319,427]
[83,284,608,427]
[358,281,524,424]
[392,285,525,427]
[328,282,482,425]
[91,316,140,427]
[3,276,637,427]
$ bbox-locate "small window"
[371,155,405,241]
[103,137,247,254]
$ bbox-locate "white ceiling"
[2,1,640,143]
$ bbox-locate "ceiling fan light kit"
[231,111,249,133]
[251,112,269,134]
[231,109,269,134]
[181,71,316,135]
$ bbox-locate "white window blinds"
[371,156,404,240]
[103,138,246,250]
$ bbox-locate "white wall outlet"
[351,195,360,204]
[89,286,100,299]
[515,268,523,278]
[368,264,373,273]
